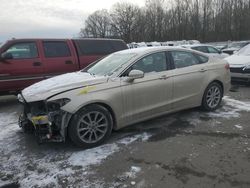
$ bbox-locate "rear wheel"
[68,104,113,148]
[202,82,223,111]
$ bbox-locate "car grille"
[230,67,250,74]
[223,50,234,55]
[231,77,250,82]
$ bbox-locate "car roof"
[115,46,187,55]
[182,44,213,48]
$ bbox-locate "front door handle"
[33,62,42,66]
[199,69,207,72]
[65,60,73,64]
[159,75,168,80]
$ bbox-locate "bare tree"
[80,9,111,38]
[79,0,250,42]
[110,2,140,42]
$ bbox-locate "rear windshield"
[228,42,248,48]
[74,39,127,55]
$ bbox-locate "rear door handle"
[199,69,207,72]
[0,74,10,77]
[65,60,73,64]
[159,75,168,80]
[33,62,42,66]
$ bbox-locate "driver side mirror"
[1,52,13,60]
[125,69,144,82]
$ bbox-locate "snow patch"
[18,133,150,187]
[186,96,250,126]
[117,132,151,145]
[69,133,151,167]
[0,112,19,140]
[68,144,119,167]
[0,110,151,188]
[126,166,141,178]
[234,124,243,130]
[206,96,250,119]
[224,96,250,111]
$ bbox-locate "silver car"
[182,44,229,59]
[18,47,231,147]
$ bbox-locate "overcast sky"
[0,0,145,43]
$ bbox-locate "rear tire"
[68,104,113,148]
[202,82,223,111]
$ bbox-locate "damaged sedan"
[18,47,231,147]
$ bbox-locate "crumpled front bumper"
[18,95,72,143]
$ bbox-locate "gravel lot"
[0,83,250,188]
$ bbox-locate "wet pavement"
[0,83,250,188]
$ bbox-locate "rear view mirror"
[126,69,144,82]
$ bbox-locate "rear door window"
[43,41,71,58]
[75,40,114,55]
[207,46,220,54]
[111,40,127,51]
[5,42,38,59]
[192,46,208,53]
[170,51,201,68]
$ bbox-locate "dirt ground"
[0,83,250,188]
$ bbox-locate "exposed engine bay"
[18,94,72,143]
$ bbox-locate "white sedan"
[225,44,250,82]
[182,44,229,59]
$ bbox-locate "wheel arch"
[68,102,117,131]
[210,80,224,97]
[200,79,224,111]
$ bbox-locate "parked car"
[0,38,127,95]
[225,44,250,82]
[182,44,229,59]
[18,47,231,147]
[127,42,147,49]
[222,41,250,55]
[146,42,161,47]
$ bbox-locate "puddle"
[148,118,194,142]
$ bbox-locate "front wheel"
[68,104,113,148]
[202,82,223,111]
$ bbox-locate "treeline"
[79,0,250,43]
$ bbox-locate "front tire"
[68,104,113,148]
[202,82,223,111]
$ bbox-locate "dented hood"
[22,72,108,102]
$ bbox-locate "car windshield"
[237,44,250,55]
[228,42,246,48]
[84,53,136,76]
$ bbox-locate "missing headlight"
[47,98,70,112]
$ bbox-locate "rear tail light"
[225,63,230,70]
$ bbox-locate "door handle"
[65,60,73,64]
[0,74,10,77]
[199,69,207,72]
[33,62,42,66]
[159,75,168,80]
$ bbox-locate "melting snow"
[0,111,151,187]
[0,112,19,140]
[186,96,250,126]
[127,166,141,178]
[234,124,243,130]
[1,95,249,187]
